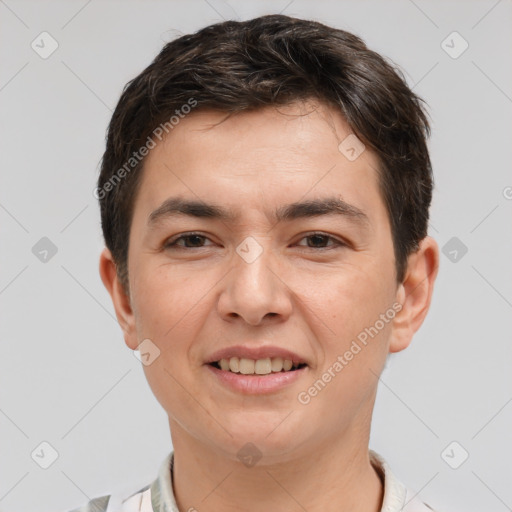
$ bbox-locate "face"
[102,100,435,463]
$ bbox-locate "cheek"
[131,262,200,332]
[300,258,393,325]
[301,274,394,410]
[130,261,217,376]
[131,267,210,416]
[291,260,395,375]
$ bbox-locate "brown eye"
[296,233,345,249]
[180,235,207,247]
[306,234,331,247]
[164,233,212,249]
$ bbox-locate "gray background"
[1,1,511,511]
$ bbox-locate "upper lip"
[205,345,309,366]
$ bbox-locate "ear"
[389,236,439,353]
[99,248,139,350]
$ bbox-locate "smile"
[206,360,309,395]
[210,357,308,375]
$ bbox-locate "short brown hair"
[98,14,433,288]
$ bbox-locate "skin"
[100,99,439,512]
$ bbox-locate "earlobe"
[99,248,138,350]
[389,236,439,353]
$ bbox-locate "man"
[77,14,439,512]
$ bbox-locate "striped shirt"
[68,450,436,512]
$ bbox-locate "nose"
[217,246,293,326]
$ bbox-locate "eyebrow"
[147,196,370,228]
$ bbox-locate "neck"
[168,421,384,512]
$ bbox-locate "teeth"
[239,358,255,374]
[271,357,284,372]
[229,357,239,373]
[255,358,271,375]
[217,357,302,375]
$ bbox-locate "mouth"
[208,357,308,375]
[205,357,309,394]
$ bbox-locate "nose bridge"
[218,236,291,324]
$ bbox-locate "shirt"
[68,450,436,512]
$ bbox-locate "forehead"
[133,100,386,228]
[156,101,364,168]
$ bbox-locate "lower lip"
[205,364,308,394]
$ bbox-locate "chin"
[214,419,308,458]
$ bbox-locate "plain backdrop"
[1,1,511,511]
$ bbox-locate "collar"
[147,450,427,512]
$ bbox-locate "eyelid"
[163,231,214,249]
[163,231,348,250]
[294,231,347,249]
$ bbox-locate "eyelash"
[163,232,347,251]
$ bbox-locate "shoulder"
[403,487,437,511]
[65,451,175,512]
[67,494,111,512]
[369,450,439,512]
[66,483,152,512]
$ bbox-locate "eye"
[163,232,345,251]
[164,232,213,249]
[296,233,346,249]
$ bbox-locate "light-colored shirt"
[68,450,436,512]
